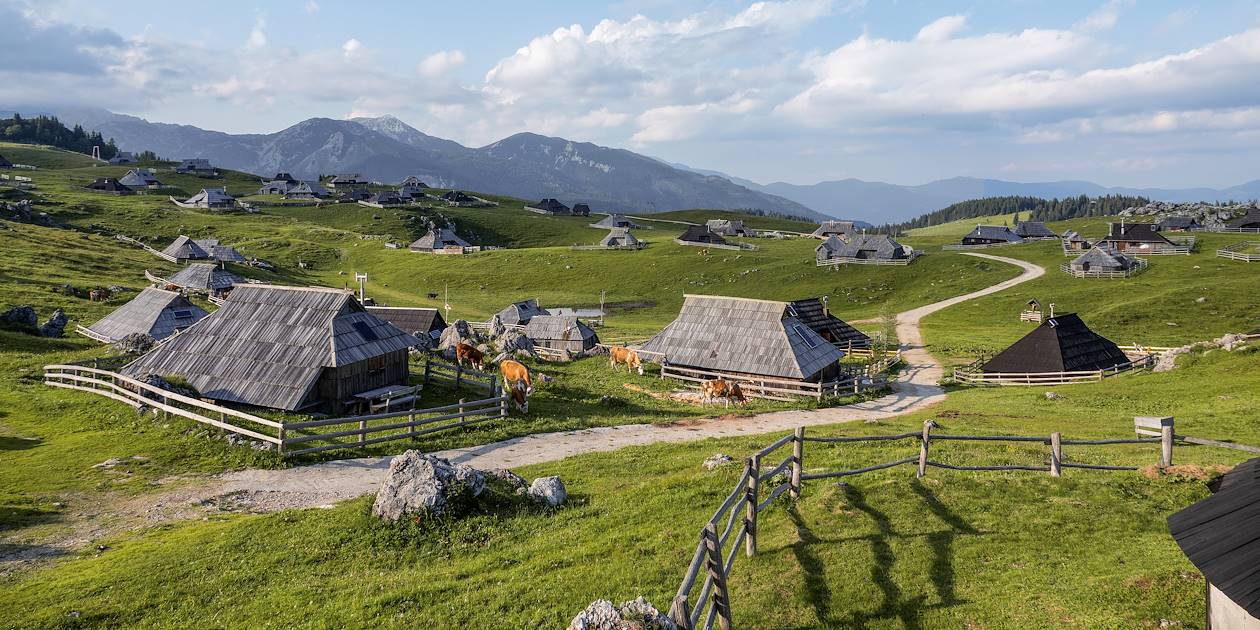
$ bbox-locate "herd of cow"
[451,342,748,413]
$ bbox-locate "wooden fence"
[659,364,875,401]
[667,418,1252,629]
[941,241,1025,251]
[73,324,112,343]
[1216,241,1260,262]
[952,354,1154,386]
[117,234,178,262]
[674,239,758,252]
[1058,258,1149,279]
[1193,226,1260,234]
[44,362,511,458]
[816,251,920,267]
[422,357,500,394]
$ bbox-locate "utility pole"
[355,272,368,303]
[444,283,451,323]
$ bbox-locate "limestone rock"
[437,319,475,351]
[372,451,485,522]
[494,329,536,358]
[487,314,506,338]
[1044,392,1062,400]
[527,476,567,507]
[489,468,527,490]
[113,332,157,354]
[703,453,735,470]
[0,305,38,329]
[568,598,677,630]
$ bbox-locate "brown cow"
[455,342,485,371]
[700,379,747,408]
[89,288,110,302]
[608,346,644,376]
[508,379,530,414]
[499,359,533,394]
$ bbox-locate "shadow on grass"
[0,434,40,451]
[0,504,63,530]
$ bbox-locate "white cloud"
[1075,0,1132,32]
[418,50,466,78]
[342,38,362,58]
[246,15,267,49]
[304,0,319,15]
[915,15,967,42]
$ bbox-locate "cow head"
[510,380,530,414]
[730,383,747,405]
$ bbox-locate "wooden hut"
[408,225,471,253]
[81,287,208,343]
[161,235,210,261]
[599,228,641,248]
[175,159,216,176]
[118,168,162,189]
[339,188,372,202]
[1013,220,1057,239]
[1062,230,1091,253]
[327,174,365,188]
[164,263,242,296]
[524,315,599,354]
[363,191,406,207]
[527,198,571,215]
[981,313,1129,375]
[816,233,912,264]
[108,152,137,165]
[1227,209,1260,230]
[639,294,846,390]
[284,181,328,199]
[961,225,1024,246]
[178,188,236,209]
[570,203,591,217]
[1158,216,1200,232]
[1097,222,1175,253]
[496,299,548,326]
[810,220,855,240]
[120,285,418,413]
[192,238,246,263]
[398,177,428,199]
[1168,457,1260,629]
[706,219,753,237]
[85,177,133,195]
[365,306,446,343]
[1068,246,1141,276]
[589,214,639,230]
[787,297,870,349]
[675,225,729,247]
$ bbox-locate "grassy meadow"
[2,141,1259,628]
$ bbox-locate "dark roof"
[811,221,855,238]
[165,263,242,291]
[1157,216,1199,229]
[161,235,211,260]
[442,190,474,202]
[368,191,406,205]
[86,288,208,342]
[1100,222,1174,245]
[1062,230,1090,244]
[1168,457,1260,619]
[121,285,418,411]
[273,172,296,183]
[86,177,132,193]
[529,198,570,214]
[963,225,1023,243]
[1227,209,1260,229]
[1070,246,1137,271]
[365,306,446,337]
[0,154,12,168]
[496,299,548,326]
[590,214,639,229]
[571,203,591,216]
[524,315,598,342]
[819,234,908,260]
[600,227,640,247]
[639,294,845,380]
[788,298,870,348]
[982,313,1129,374]
[1013,221,1057,238]
[677,225,729,245]
[119,168,162,188]
[409,226,470,251]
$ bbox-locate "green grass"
[905,211,1032,237]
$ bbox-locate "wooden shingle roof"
[121,285,418,411]
[85,288,208,342]
[677,225,728,245]
[1013,221,1056,238]
[1071,246,1135,271]
[524,315,597,342]
[496,299,548,326]
[1100,222,1173,245]
[639,294,844,380]
[810,220,855,238]
[408,227,470,251]
[161,235,210,260]
[166,263,242,291]
[787,298,871,348]
[590,214,639,229]
[365,306,446,337]
[981,313,1129,374]
[963,225,1023,243]
[1168,457,1260,619]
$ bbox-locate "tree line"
[876,194,1151,234]
[1,114,120,160]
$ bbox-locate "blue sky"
[5,0,1260,188]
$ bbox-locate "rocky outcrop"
[493,329,536,361]
[372,451,486,522]
[568,598,676,630]
[0,305,38,330]
[39,308,68,338]
[489,468,528,491]
[114,332,158,354]
[437,320,475,352]
[703,453,735,470]
[527,476,567,507]
[1153,333,1252,372]
[1119,200,1259,229]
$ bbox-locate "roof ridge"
[682,293,788,307]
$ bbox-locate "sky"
[4,0,1260,188]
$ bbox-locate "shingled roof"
[1071,246,1137,272]
[165,263,242,292]
[811,220,855,239]
[819,234,909,260]
[590,214,640,229]
[529,198,570,214]
[365,306,446,338]
[1227,208,1260,229]
[787,298,871,348]
[409,226,470,251]
[981,313,1129,374]
[1013,221,1057,238]
[639,294,845,380]
[496,299,548,326]
[600,227,640,247]
[676,225,729,245]
[161,235,210,260]
[524,315,598,343]
[121,285,418,411]
[193,238,246,263]
[84,288,208,343]
[1168,457,1260,620]
[962,225,1024,244]
[1100,222,1174,245]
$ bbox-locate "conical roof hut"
[981,313,1128,374]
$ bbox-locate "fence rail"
[659,364,872,401]
[952,354,1154,386]
[1058,258,1149,278]
[115,234,178,262]
[667,417,1253,629]
[816,252,920,267]
[422,357,500,393]
[1216,241,1260,262]
[941,241,1026,251]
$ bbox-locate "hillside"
[48,108,826,219]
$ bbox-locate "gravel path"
[211,252,1045,509]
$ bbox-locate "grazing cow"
[609,346,644,375]
[499,359,534,394]
[508,379,530,414]
[89,288,110,302]
[700,379,747,408]
[455,342,485,370]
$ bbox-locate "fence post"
[669,596,693,630]
[459,398,466,419]
[744,456,760,557]
[277,424,286,456]
[455,364,463,390]
[423,359,431,387]
[1161,419,1175,468]
[917,420,933,478]
[500,390,509,418]
[1050,432,1062,477]
[703,522,732,630]
[790,427,804,500]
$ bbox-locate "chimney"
[822,295,829,318]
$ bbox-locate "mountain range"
[17,107,1260,225]
[43,108,825,220]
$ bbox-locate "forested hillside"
[881,194,1150,233]
[0,114,121,160]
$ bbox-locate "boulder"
[1216,333,1248,351]
[488,468,527,490]
[1154,346,1192,372]
[494,330,536,358]
[140,373,200,398]
[39,308,69,338]
[0,305,38,329]
[438,319,474,351]
[568,598,676,630]
[703,453,735,470]
[113,332,157,355]
[372,451,486,522]
[527,476,567,507]
[1044,392,1062,400]
[487,314,505,338]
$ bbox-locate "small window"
[172,309,194,319]
[793,325,818,349]
[352,321,379,341]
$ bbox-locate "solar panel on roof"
[352,321,379,341]
[173,309,194,319]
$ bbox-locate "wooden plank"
[756,483,791,512]
[1050,432,1062,477]
[754,433,795,458]
[926,462,1050,472]
[800,456,917,480]
[1179,436,1260,455]
[801,431,920,443]
[744,457,758,557]
[283,406,501,445]
[284,396,504,429]
[917,420,932,478]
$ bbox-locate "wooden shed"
[787,297,871,349]
[496,299,548,326]
[981,313,1129,374]
[85,177,133,195]
[524,315,599,354]
[816,234,912,264]
[1013,220,1057,239]
[365,306,446,342]
[121,285,418,413]
[1069,246,1140,275]
[1158,216,1200,232]
[1228,209,1260,230]
[81,287,208,343]
[599,228,641,248]
[810,220,855,240]
[527,198,571,215]
[1062,230,1092,253]
[161,235,210,261]
[589,214,640,230]
[961,225,1024,246]
[1168,457,1260,629]
[1098,222,1175,253]
[409,225,471,253]
[675,225,729,247]
[639,294,846,387]
[164,263,242,296]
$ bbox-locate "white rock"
[371,451,485,521]
[703,453,735,470]
[527,476,567,507]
